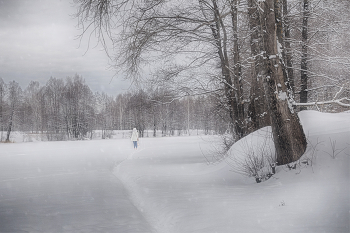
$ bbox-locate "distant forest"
[0,75,228,142]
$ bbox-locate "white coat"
[131,128,139,141]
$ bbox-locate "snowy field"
[0,110,349,233]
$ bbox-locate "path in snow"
[0,139,154,233]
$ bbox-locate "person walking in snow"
[131,128,139,149]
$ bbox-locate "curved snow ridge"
[114,158,162,233]
[113,147,164,233]
[114,162,184,233]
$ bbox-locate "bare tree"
[0,78,6,141]
[23,81,41,133]
[5,81,22,142]
[44,77,66,140]
[74,0,249,139]
[95,92,115,139]
[63,75,95,139]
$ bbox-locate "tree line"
[0,75,228,142]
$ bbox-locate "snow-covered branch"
[293,98,350,108]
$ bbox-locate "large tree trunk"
[230,0,245,137]
[300,0,309,110]
[261,0,307,165]
[274,0,295,103]
[247,0,270,133]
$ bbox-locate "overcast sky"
[0,0,130,95]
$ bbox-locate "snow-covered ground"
[0,111,349,232]
[0,139,154,232]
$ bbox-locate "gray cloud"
[0,0,130,95]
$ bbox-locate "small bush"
[226,127,276,182]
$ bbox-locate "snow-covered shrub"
[226,127,276,182]
[203,133,235,165]
[297,136,324,168]
[324,138,347,159]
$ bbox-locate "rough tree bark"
[229,0,245,137]
[247,0,270,133]
[261,0,307,165]
[274,0,295,104]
